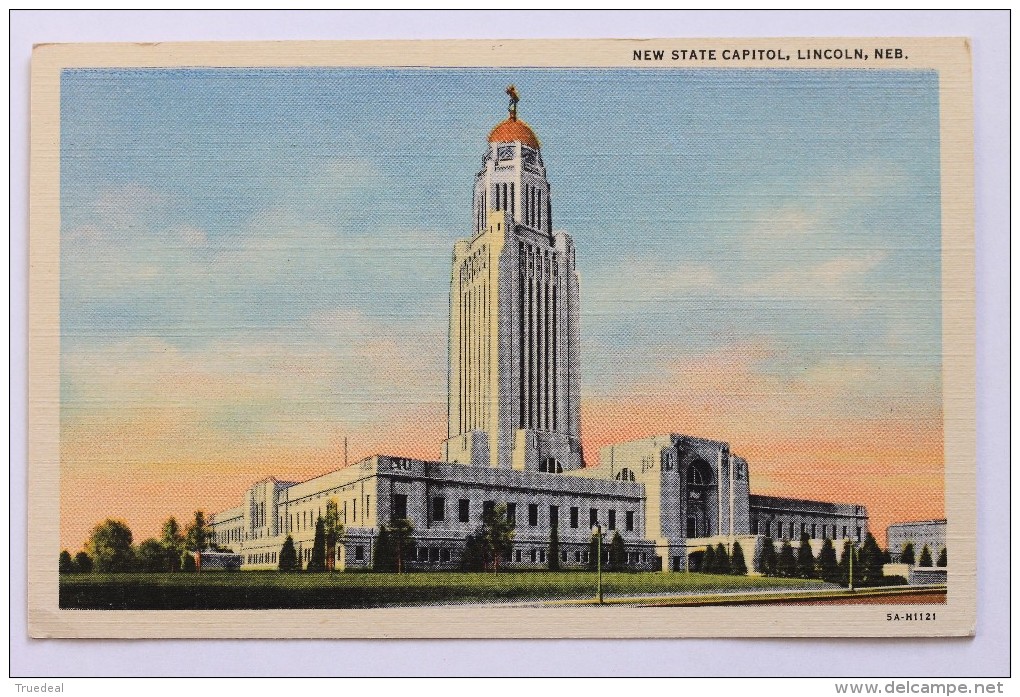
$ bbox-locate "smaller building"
[886,519,947,563]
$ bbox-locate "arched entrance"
[684,460,712,538]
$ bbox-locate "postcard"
[29,38,974,638]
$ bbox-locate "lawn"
[59,571,831,609]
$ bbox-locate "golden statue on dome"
[506,84,520,120]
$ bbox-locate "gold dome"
[488,117,540,149]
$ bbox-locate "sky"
[60,68,943,551]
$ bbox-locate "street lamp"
[844,537,856,592]
[592,524,604,604]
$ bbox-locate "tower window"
[570,507,579,528]
[528,504,538,526]
[392,494,407,521]
[432,496,445,522]
[459,499,470,523]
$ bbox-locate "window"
[574,551,581,562]
[355,545,364,561]
[788,522,795,539]
[459,499,470,523]
[515,550,522,562]
[530,549,536,563]
[539,549,546,563]
[432,496,445,522]
[441,548,451,563]
[550,505,559,529]
[590,509,598,527]
[569,507,579,528]
[608,510,616,530]
[626,511,634,532]
[430,547,440,563]
[561,550,567,562]
[483,500,495,519]
[801,523,807,537]
[528,504,538,526]
[506,502,516,526]
[856,527,862,542]
[811,523,817,539]
[392,494,407,521]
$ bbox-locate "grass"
[59,571,830,610]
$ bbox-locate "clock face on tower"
[521,148,538,169]
[497,145,514,161]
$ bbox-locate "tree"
[84,519,135,572]
[757,538,777,576]
[136,538,168,573]
[703,544,717,574]
[324,499,343,572]
[839,540,862,588]
[608,532,626,571]
[59,550,75,573]
[817,538,840,583]
[74,551,93,573]
[777,540,797,578]
[797,534,815,579]
[480,504,513,573]
[859,533,885,585]
[307,516,327,572]
[548,526,560,571]
[184,511,212,552]
[937,547,947,567]
[460,533,485,572]
[182,552,197,572]
[388,518,415,574]
[918,545,933,567]
[714,543,731,575]
[587,534,600,571]
[278,535,299,571]
[730,540,748,576]
[160,517,184,572]
[901,542,915,565]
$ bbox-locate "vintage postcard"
[29,38,974,638]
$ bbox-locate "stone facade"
[887,519,946,563]
[749,495,869,544]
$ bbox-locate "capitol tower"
[443,87,584,472]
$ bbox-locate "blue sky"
[61,67,941,381]
[60,67,943,545]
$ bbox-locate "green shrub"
[796,534,815,579]
[817,538,840,583]
[757,538,777,576]
[730,541,747,575]
[778,541,797,578]
[278,536,298,572]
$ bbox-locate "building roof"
[488,117,540,148]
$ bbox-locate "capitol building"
[210,92,869,573]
